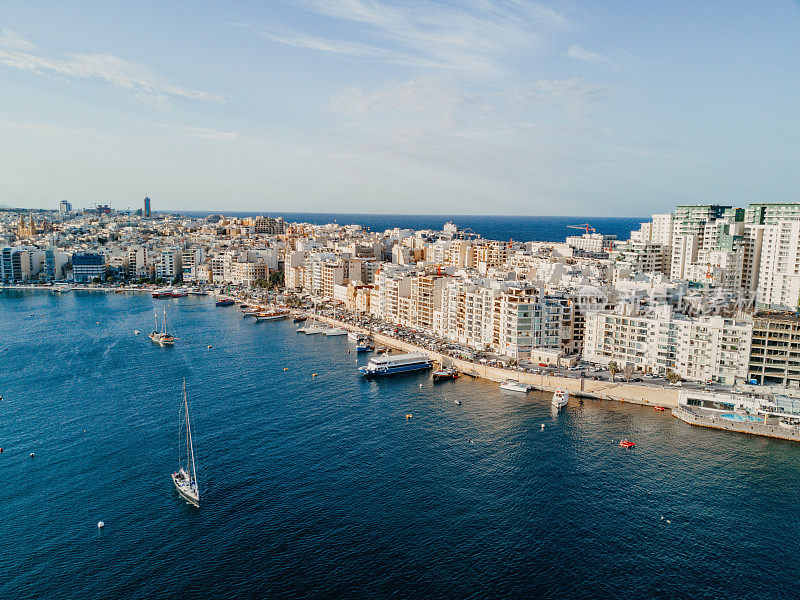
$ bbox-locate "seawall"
[314,314,679,409]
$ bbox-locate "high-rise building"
[59,199,72,215]
[143,196,151,218]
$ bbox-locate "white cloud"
[0,29,36,51]
[158,124,240,141]
[240,1,567,75]
[566,44,611,65]
[0,40,223,106]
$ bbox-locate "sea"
[182,213,645,243]
[1,291,799,599]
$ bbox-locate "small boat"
[432,368,460,382]
[293,315,307,323]
[172,381,200,507]
[619,439,635,449]
[500,380,529,393]
[134,329,140,335]
[149,308,177,345]
[188,290,207,296]
[454,399,462,405]
[215,298,235,307]
[356,343,374,353]
[654,406,666,412]
[325,327,348,336]
[552,390,568,408]
[171,289,188,298]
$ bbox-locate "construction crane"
[566,223,596,235]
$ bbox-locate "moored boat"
[432,367,460,382]
[500,380,529,393]
[358,352,431,377]
[215,297,235,307]
[552,390,568,408]
[152,288,173,299]
[619,439,636,449]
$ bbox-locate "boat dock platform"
[672,404,800,443]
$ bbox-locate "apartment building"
[749,312,800,388]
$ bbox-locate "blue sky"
[1,1,798,216]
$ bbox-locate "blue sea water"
[1,291,799,599]
[182,212,644,244]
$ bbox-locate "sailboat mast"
[184,384,198,490]
[163,307,167,335]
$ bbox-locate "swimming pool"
[720,413,762,422]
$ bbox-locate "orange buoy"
[312,373,318,377]
[405,414,412,420]
[283,368,289,371]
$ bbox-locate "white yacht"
[325,327,348,336]
[500,380,529,393]
[552,390,569,408]
[359,353,431,377]
[172,381,200,507]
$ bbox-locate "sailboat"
[172,381,200,507]
[149,307,177,345]
[325,304,347,336]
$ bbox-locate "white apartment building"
[566,233,616,254]
[583,308,751,384]
[156,247,183,281]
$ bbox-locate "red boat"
[619,439,635,449]
[654,406,666,411]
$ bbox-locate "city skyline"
[1,1,799,215]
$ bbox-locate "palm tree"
[608,361,619,382]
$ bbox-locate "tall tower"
[143,195,151,218]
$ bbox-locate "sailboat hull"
[172,469,199,506]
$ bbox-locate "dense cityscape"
[3,197,800,441]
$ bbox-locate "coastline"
[313,313,680,409]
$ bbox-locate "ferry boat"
[358,353,432,377]
[171,289,189,298]
[432,367,459,382]
[152,288,173,299]
[215,297,235,307]
[552,390,568,408]
[500,380,529,393]
[255,309,290,322]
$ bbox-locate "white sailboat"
[325,304,347,336]
[149,307,177,345]
[172,381,200,507]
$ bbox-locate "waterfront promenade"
[313,313,680,409]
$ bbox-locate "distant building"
[1,246,32,283]
[143,196,151,218]
[59,199,72,215]
[72,253,106,282]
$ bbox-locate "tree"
[667,370,681,384]
[268,271,284,289]
[607,361,619,382]
[253,278,268,288]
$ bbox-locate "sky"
[0,1,798,216]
